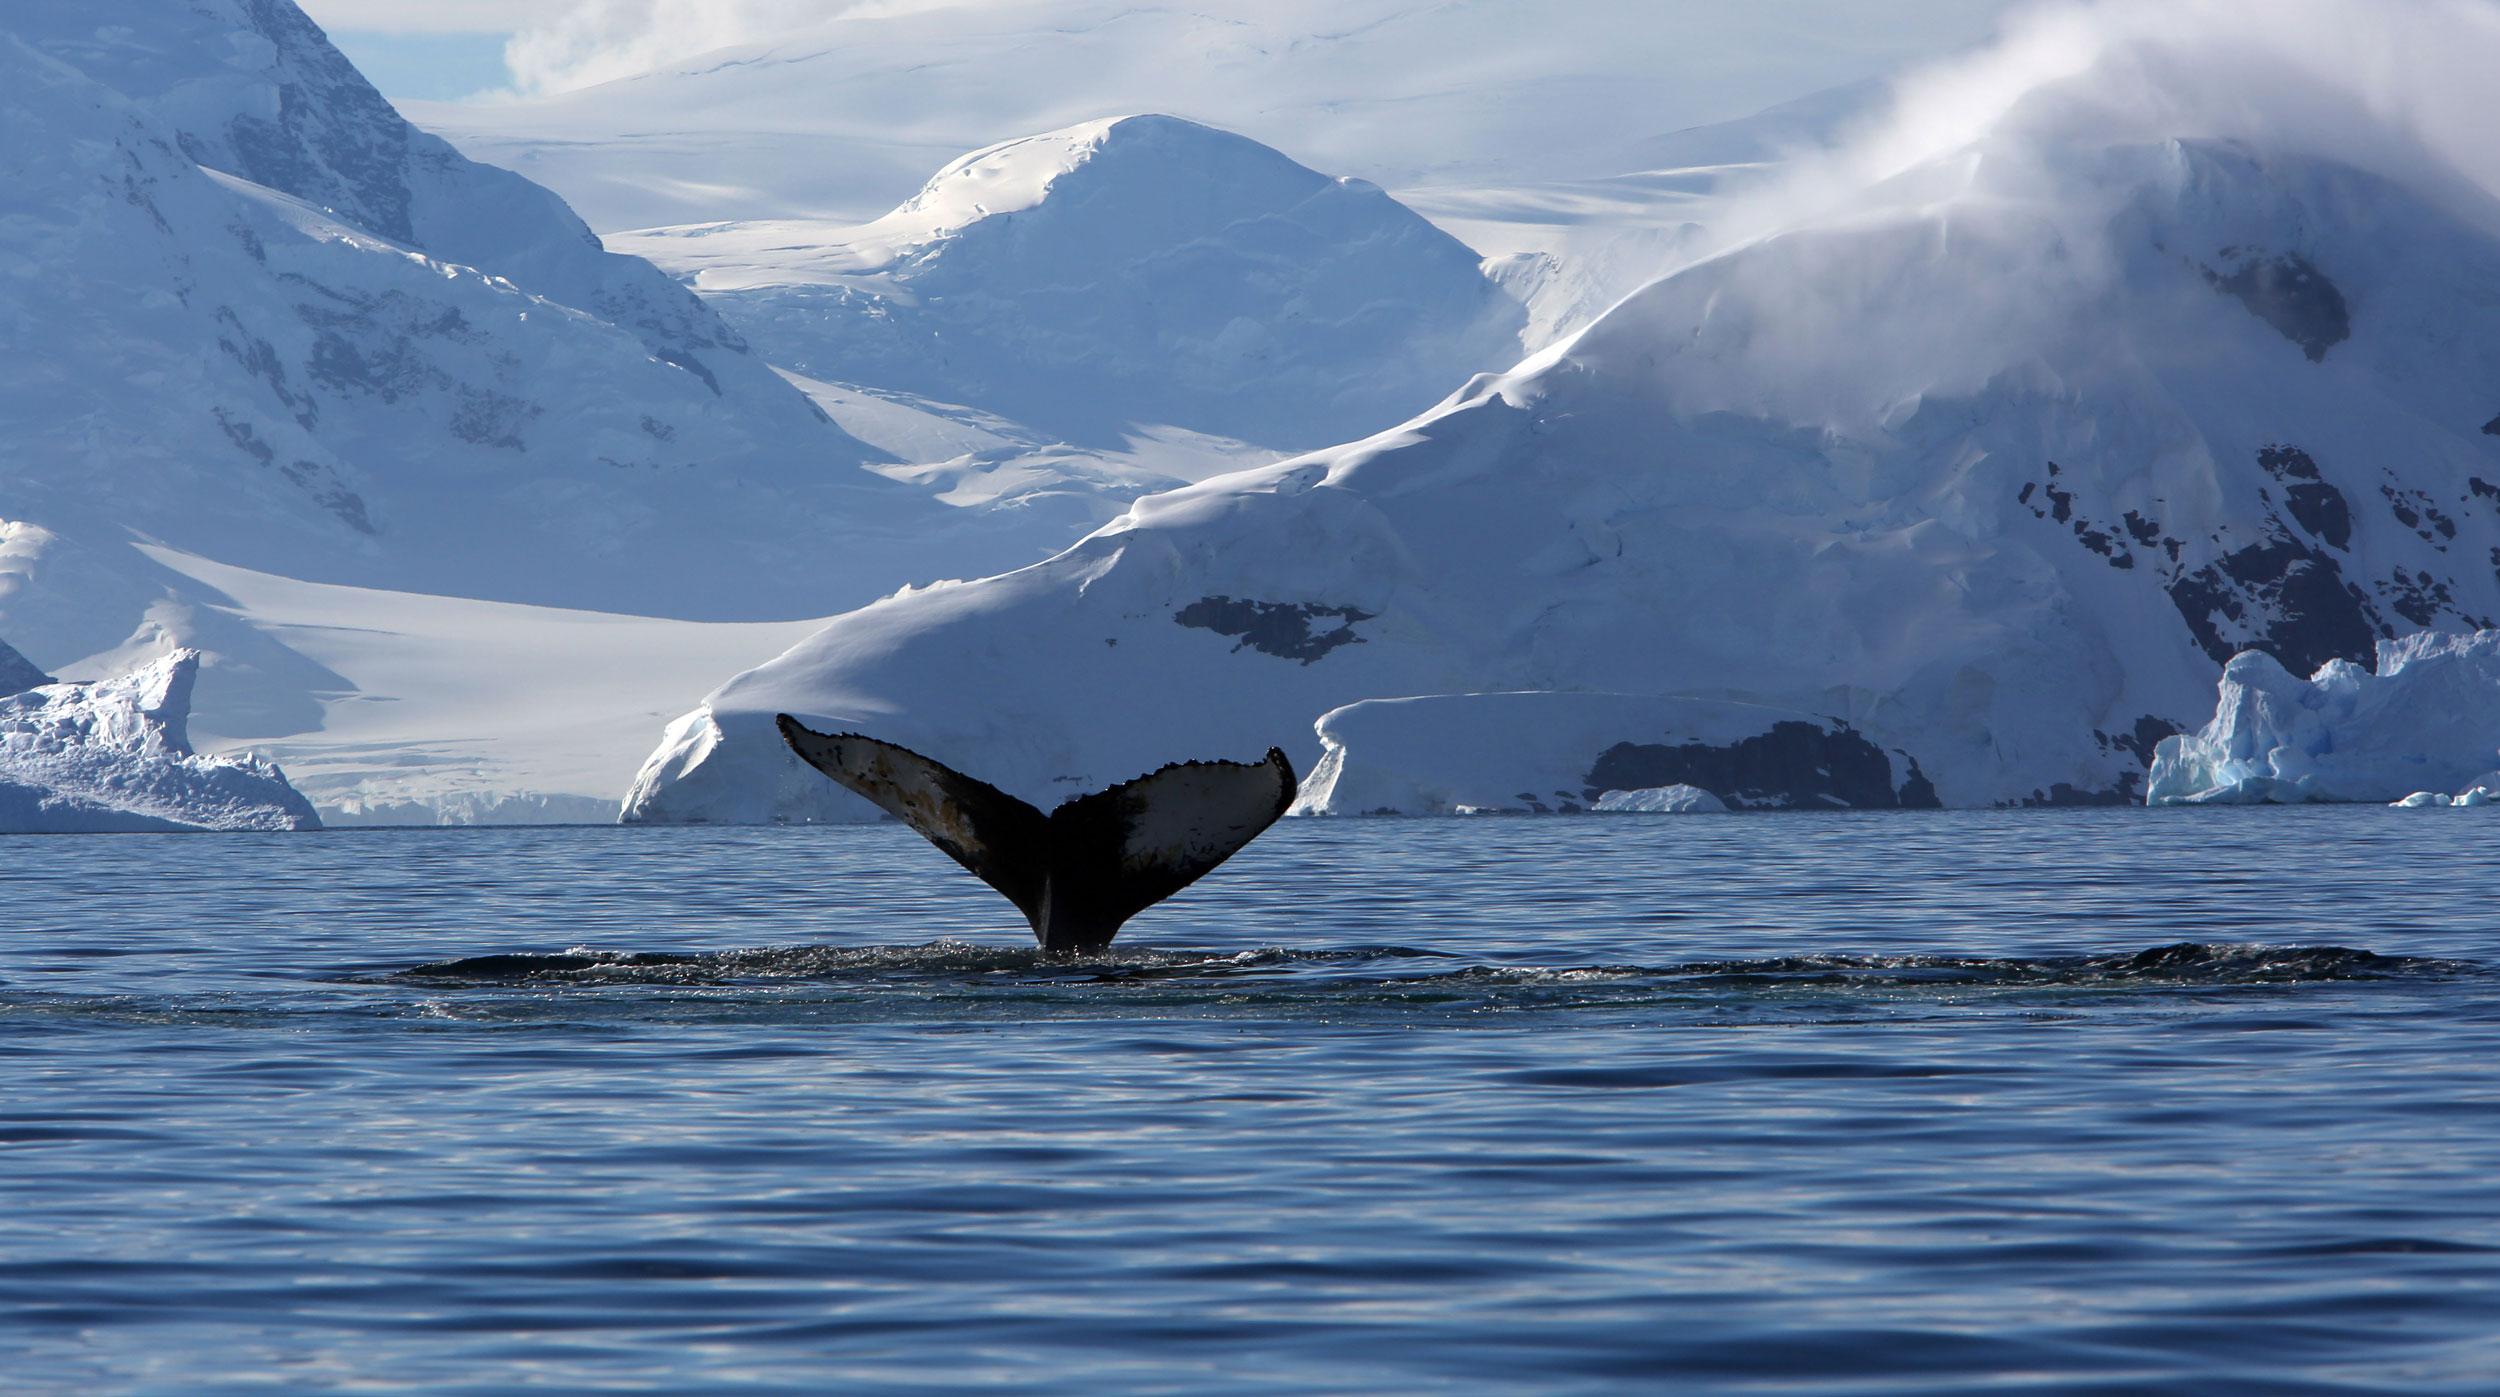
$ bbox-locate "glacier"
[2147,632,2500,806]
[0,651,318,833]
[626,6,2500,822]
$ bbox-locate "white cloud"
[1724,0,2500,251]
[502,0,861,90]
[491,0,2027,100]
[293,0,579,35]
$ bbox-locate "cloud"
[490,0,2028,105]
[294,0,584,34]
[502,0,869,92]
[1700,0,2500,266]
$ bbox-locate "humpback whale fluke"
[776,716,1296,953]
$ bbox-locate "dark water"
[4,809,2498,1393]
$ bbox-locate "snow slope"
[0,652,318,833]
[0,0,1068,627]
[136,547,837,824]
[626,1,2500,821]
[780,373,1283,535]
[613,116,1527,450]
[2147,632,2500,806]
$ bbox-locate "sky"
[302,0,2029,106]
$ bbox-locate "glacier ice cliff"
[0,651,318,832]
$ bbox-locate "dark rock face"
[2024,462,2147,570]
[2206,251,2350,361]
[2381,483,2458,548]
[2026,449,2404,679]
[1174,597,1372,663]
[2258,446,2351,549]
[2103,715,2184,769]
[2384,567,2456,627]
[2167,531,2383,676]
[0,638,53,699]
[194,0,421,244]
[1583,721,1937,810]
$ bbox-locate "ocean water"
[3,808,2497,1393]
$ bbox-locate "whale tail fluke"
[776,716,1295,953]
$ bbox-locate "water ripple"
[3,811,2499,1393]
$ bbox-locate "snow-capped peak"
[612,114,1528,450]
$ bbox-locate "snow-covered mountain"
[614,116,1527,451]
[626,2,2500,820]
[0,0,1120,821]
[0,0,1071,629]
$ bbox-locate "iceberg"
[2391,788,2497,808]
[1593,786,1730,815]
[2147,632,2500,806]
[0,652,319,832]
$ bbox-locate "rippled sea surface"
[5,808,2500,1393]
